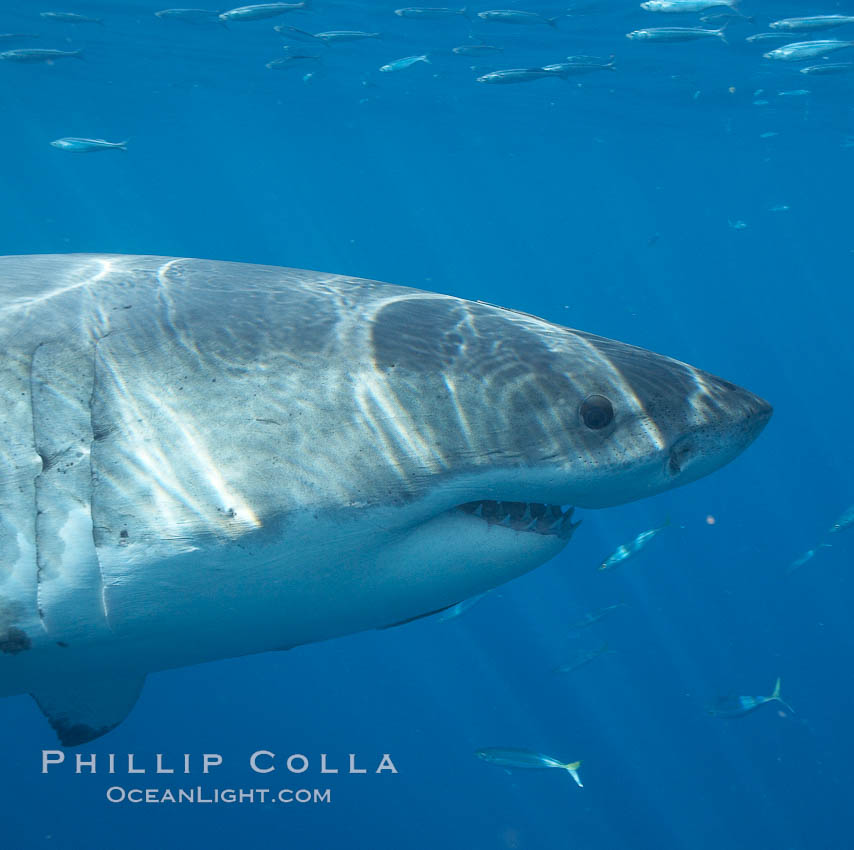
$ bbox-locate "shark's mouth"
[456,501,580,540]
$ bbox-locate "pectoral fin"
[31,673,145,746]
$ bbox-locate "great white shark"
[0,254,772,746]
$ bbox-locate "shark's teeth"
[456,501,580,540]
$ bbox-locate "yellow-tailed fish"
[475,748,582,787]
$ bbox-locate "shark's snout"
[665,378,772,484]
[731,386,774,447]
[558,332,773,508]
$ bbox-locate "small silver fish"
[768,203,790,211]
[563,53,608,63]
[219,3,307,22]
[394,7,468,18]
[379,54,430,72]
[50,137,127,152]
[314,31,381,42]
[770,15,854,33]
[640,0,738,12]
[829,504,854,534]
[155,9,224,23]
[776,88,810,95]
[475,748,583,787]
[764,40,854,61]
[745,32,792,44]
[709,678,794,717]
[39,12,104,24]
[0,33,41,41]
[800,62,854,75]
[568,602,625,630]
[786,543,830,574]
[599,521,668,570]
[452,43,503,55]
[476,67,558,83]
[265,54,320,69]
[477,9,560,26]
[273,24,324,42]
[0,48,83,62]
[542,55,616,74]
[626,26,726,42]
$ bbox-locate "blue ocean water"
[1,0,853,847]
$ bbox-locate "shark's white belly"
[1,490,566,699]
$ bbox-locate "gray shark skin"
[0,254,771,745]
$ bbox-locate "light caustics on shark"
[0,254,772,745]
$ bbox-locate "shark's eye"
[580,395,614,430]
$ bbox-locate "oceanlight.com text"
[105,786,332,804]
